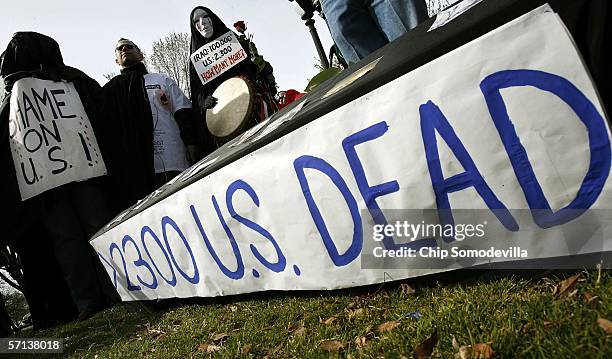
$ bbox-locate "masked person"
[189,6,278,154]
[0,32,116,323]
[100,38,200,211]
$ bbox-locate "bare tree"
[102,72,117,83]
[150,33,191,97]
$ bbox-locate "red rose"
[233,20,246,33]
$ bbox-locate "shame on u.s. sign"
[9,78,106,200]
[91,5,611,301]
[190,31,247,85]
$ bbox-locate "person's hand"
[186,145,203,164]
[202,95,218,110]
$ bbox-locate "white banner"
[190,31,247,85]
[92,5,611,301]
[9,78,107,200]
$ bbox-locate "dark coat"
[189,6,258,154]
[99,62,156,210]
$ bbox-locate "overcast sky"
[0,0,335,91]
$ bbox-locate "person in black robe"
[0,32,117,324]
[189,6,277,154]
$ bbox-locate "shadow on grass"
[16,303,162,358]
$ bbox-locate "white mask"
[195,14,214,39]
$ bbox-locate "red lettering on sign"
[228,49,246,65]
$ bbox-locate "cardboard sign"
[9,78,107,200]
[190,31,248,85]
[92,5,611,301]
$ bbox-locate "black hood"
[0,32,64,78]
[189,6,232,53]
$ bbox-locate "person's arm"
[174,107,203,163]
[167,77,204,163]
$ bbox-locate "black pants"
[41,180,115,313]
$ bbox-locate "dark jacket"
[99,62,156,210]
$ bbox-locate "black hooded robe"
[0,32,115,325]
[189,6,259,154]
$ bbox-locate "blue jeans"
[321,0,429,64]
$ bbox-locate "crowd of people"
[0,1,429,334]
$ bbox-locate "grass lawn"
[14,269,611,358]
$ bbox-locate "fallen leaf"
[230,305,238,312]
[400,283,416,295]
[521,322,533,333]
[241,344,253,355]
[198,343,221,353]
[377,320,400,333]
[457,346,471,359]
[288,323,306,336]
[543,321,553,327]
[597,318,612,334]
[287,323,300,332]
[320,340,343,352]
[148,328,167,341]
[473,342,495,358]
[451,335,460,350]
[154,332,168,341]
[211,333,229,342]
[583,292,599,307]
[269,342,284,355]
[553,274,582,297]
[413,328,438,359]
[354,336,367,348]
[348,308,365,319]
[322,316,338,325]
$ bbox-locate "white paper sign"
[92,6,612,301]
[9,78,107,200]
[429,0,484,32]
[190,31,248,85]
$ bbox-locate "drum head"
[206,77,254,139]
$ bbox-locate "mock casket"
[91,0,612,301]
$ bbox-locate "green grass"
[13,270,612,358]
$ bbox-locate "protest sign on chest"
[190,31,248,85]
[9,78,107,200]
